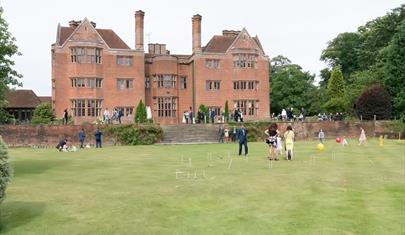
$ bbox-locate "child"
[342,136,349,147]
[276,135,283,155]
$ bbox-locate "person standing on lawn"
[237,123,248,157]
[79,128,86,148]
[95,128,103,148]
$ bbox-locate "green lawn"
[1,139,404,235]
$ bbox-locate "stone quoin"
[51,10,270,124]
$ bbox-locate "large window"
[234,100,258,116]
[71,77,102,88]
[157,97,177,118]
[156,75,176,88]
[233,54,257,68]
[205,59,220,69]
[70,47,102,64]
[206,80,221,90]
[180,76,187,89]
[87,99,102,117]
[233,80,258,90]
[71,99,86,117]
[117,79,133,90]
[71,99,102,117]
[116,56,133,66]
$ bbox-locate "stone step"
[161,124,221,144]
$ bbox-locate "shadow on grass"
[0,201,46,233]
[11,159,71,177]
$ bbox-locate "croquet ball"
[317,143,325,151]
[336,137,341,143]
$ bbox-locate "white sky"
[2,0,403,96]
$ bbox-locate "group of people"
[318,112,344,121]
[318,127,367,146]
[264,123,295,161]
[183,108,245,124]
[56,127,103,152]
[273,107,306,122]
[218,125,239,143]
[103,108,125,124]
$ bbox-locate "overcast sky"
[2,0,403,96]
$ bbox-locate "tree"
[327,66,345,99]
[356,85,392,120]
[135,99,147,123]
[322,66,347,113]
[224,100,229,123]
[0,136,12,205]
[31,103,54,124]
[0,7,22,123]
[382,19,405,117]
[320,32,361,81]
[269,55,319,115]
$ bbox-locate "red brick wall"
[0,121,397,148]
[0,125,118,148]
[52,21,144,124]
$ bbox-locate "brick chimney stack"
[135,10,145,51]
[192,14,202,54]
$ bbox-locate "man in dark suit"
[237,124,248,157]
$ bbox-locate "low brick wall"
[0,125,117,148]
[0,121,400,147]
[265,121,386,140]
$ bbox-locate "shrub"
[0,136,12,204]
[31,103,54,124]
[198,104,209,122]
[104,124,163,145]
[135,100,147,123]
[356,85,392,120]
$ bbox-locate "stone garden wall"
[0,121,401,147]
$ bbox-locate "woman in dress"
[284,125,295,161]
[358,127,367,146]
[265,123,279,161]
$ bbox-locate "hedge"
[103,124,163,145]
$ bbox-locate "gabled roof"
[56,23,130,49]
[5,90,41,109]
[203,35,237,53]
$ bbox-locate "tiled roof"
[203,35,237,53]
[58,26,130,49]
[96,29,130,49]
[5,90,41,109]
[38,96,52,105]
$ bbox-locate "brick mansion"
[51,10,270,124]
